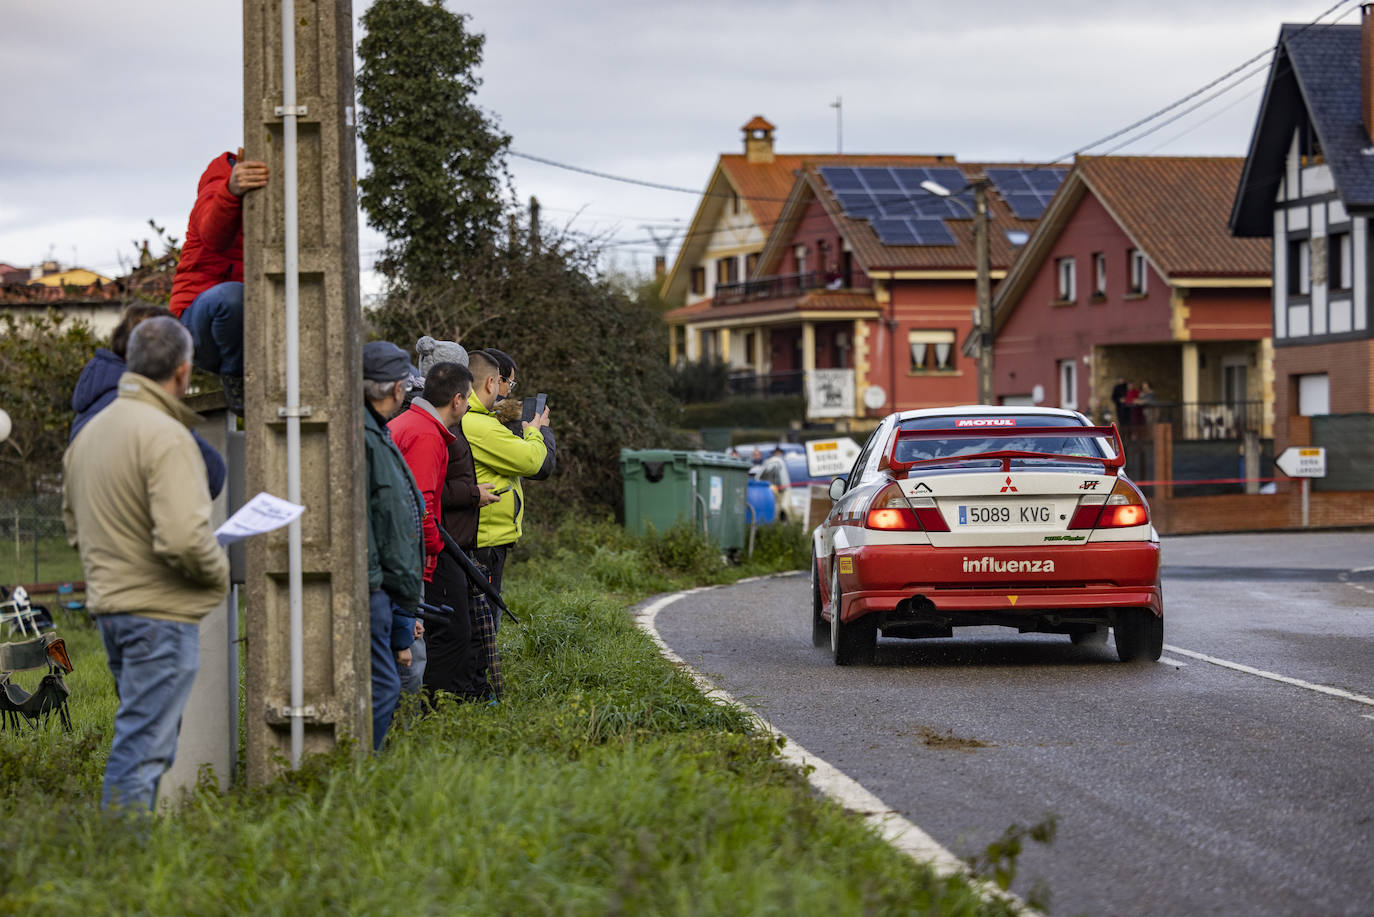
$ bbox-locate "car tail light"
[1068,478,1150,530]
[864,483,949,532]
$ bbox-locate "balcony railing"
[1125,401,1267,441]
[726,369,805,397]
[714,271,822,305]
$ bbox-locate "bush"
[668,357,729,404]
[681,395,805,429]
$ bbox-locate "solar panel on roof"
[820,165,977,246]
[985,167,1068,220]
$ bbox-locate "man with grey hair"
[362,341,424,749]
[63,316,229,811]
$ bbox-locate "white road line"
[635,587,1026,912]
[1338,565,1374,596]
[1157,656,1188,667]
[1162,644,1374,708]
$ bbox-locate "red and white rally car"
[812,406,1162,665]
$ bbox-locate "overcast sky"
[0,0,1357,294]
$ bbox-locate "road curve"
[653,532,1374,917]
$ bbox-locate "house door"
[1223,359,1248,406]
[1058,359,1077,411]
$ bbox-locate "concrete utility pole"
[242,0,369,782]
[972,177,993,405]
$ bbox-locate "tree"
[356,0,511,292]
[359,9,684,515]
[0,311,101,495]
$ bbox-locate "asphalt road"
[652,531,1374,916]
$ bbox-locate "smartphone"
[491,483,513,496]
[521,393,548,423]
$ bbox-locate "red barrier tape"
[1132,476,1281,487]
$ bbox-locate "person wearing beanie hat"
[416,336,468,377]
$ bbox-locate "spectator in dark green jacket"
[362,341,425,750]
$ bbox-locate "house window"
[1297,373,1329,416]
[794,244,808,276]
[1287,238,1310,296]
[1329,231,1352,291]
[716,256,738,286]
[909,330,956,373]
[745,252,760,278]
[1058,358,1077,411]
[1128,249,1148,294]
[690,266,706,296]
[1055,256,1076,302]
[1093,252,1107,297]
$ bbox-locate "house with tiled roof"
[662,117,1066,423]
[1231,11,1374,473]
[989,156,1272,445]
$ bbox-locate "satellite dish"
[0,409,11,443]
[1031,385,1045,405]
[863,385,887,410]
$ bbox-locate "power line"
[1052,0,1357,162]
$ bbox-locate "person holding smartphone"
[461,350,549,621]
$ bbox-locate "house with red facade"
[663,118,1064,426]
[989,156,1272,442]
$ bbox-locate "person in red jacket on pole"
[169,148,270,415]
[387,360,474,696]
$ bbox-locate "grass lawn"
[0,519,1017,916]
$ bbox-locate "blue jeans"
[97,615,200,812]
[369,590,402,751]
[180,281,244,376]
[398,634,425,694]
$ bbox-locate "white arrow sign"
[805,437,861,478]
[1275,446,1326,478]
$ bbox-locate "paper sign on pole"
[215,492,305,545]
[805,437,861,478]
[1275,447,1326,478]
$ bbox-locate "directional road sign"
[1275,446,1326,478]
[805,437,861,478]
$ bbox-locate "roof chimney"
[742,116,776,164]
[1364,4,1374,142]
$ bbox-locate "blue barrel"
[747,478,776,524]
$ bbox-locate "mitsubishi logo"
[1000,476,1018,493]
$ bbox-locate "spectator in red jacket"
[169,148,270,414]
[387,360,474,694]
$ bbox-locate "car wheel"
[831,569,876,666]
[1114,609,1163,662]
[1070,625,1108,646]
[811,554,829,648]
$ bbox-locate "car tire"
[1070,625,1108,646]
[811,555,829,648]
[831,569,877,666]
[1114,609,1163,662]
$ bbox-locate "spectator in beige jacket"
[63,316,229,811]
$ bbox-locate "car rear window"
[893,415,1106,465]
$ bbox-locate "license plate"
[958,504,1054,525]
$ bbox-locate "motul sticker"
[954,418,1016,427]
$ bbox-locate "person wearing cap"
[362,341,425,749]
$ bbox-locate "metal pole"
[831,96,843,154]
[1301,477,1310,527]
[281,0,305,769]
[973,178,993,406]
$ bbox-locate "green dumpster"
[620,449,753,554]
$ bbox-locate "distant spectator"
[169,148,271,415]
[70,304,226,499]
[63,317,229,811]
[1110,376,1128,426]
[361,341,424,749]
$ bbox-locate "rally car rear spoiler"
[886,424,1125,476]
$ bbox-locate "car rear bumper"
[837,541,1162,623]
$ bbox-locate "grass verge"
[0,518,1015,916]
